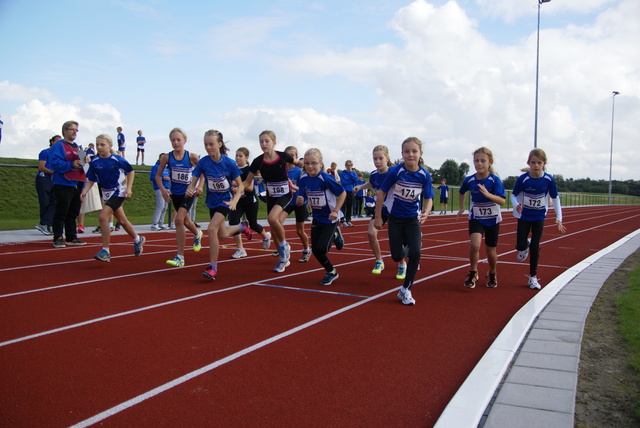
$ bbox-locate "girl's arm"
[420,198,433,224]
[477,183,505,206]
[552,196,567,233]
[353,181,372,194]
[38,160,54,175]
[373,189,386,230]
[156,154,170,201]
[330,190,346,222]
[457,192,466,217]
[226,177,244,210]
[186,174,202,197]
[80,181,96,201]
[124,171,135,199]
[243,171,255,192]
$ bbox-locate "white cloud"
[0,81,55,102]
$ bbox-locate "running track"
[1,206,639,427]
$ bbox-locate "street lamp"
[534,0,551,148]
[608,91,620,205]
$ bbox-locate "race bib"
[207,176,230,192]
[472,202,500,219]
[394,181,423,202]
[101,187,116,202]
[171,167,192,184]
[523,194,545,210]
[307,190,327,210]
[266,180,289,197]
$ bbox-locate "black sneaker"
[53,238,66,248]
[486,272,498,288]
[464,270,478,288]
[320,270,339,285]
[333,227,344,250]
[66,239,87,246]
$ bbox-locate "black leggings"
[343,191,354,222]
[387,214,422,289]
[228,196,264,234]
[311,220,338,272]
[516,218,544,276]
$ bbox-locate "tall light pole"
[608,91,620,205]
[534,0,551,148]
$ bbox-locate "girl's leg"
[516,219,532,251]
[468,233,482,272]
[402,217,422,289]
[113,207,138,240]
[311,222,336,272]
[174,208,189,257]
[368,220,382,259]
[207,213,226,265]
[529,220,545,276]
[99,206,115,250]
[486,245,498,274]
[269,206,287,243]
[296,222,309,249]
[228,203,245,253]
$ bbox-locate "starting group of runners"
[53,122,567,306]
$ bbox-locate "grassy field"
[618,263,640,417]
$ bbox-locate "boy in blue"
[457,147,506,288]
[188,130,252,281]
[296,148,346,286]
[374,137,434,305]
[81,134,145,262]
[511,148,566,290]
[136,130,146,165]
[436,179,449,214]
[116,127,125,159]
[339,160,358,226]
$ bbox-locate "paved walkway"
[4,224,640,428]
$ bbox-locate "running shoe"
[464,270,478,288]
[320,270,339,285]
[273,260,291,273]
[134,235,145,257]
[280,242,291,263]
[94,249,111,262]
[517,238,532,262]
[262,232,272,250]
[241,220,253,240]
[159,224,169,230]
[298,250,311,263]
[486,272,498,288]
[92,226,101,234]
[193,230,203,252]
[35,224,50,235]
[396,262,407,280]
[333,227,344,250]
[202,266,217,280]
[53,238,66,248]
[231,248,248,259]
[77,225,85,233]
[166,255,185,267]
[528,275,541,290]
[371,260,385,274]
[150,224,161,231]
[67,239,87,246]
[397,286,416,305]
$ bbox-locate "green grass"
[617,264,640,416]
[0,157,267,230]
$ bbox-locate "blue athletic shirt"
[369,169,390,217]
[37,148,52,179]
[438,185,450,199]
[511,172,562,222]
[150,161,170,191]
[379,163,434,219]
[192,155,241,209]
[339,169,358,192]
[459,172,506,226]
[167,151,193,196]
[86,154,133,201]
[286,165,304,206]
[296,171,345,224]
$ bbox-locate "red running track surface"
[1,205,639,427]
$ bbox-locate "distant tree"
[459,162,470,183]
[438,159,462,185]
[502,176,517,190]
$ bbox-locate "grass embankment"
[618,264,640,417]
[0,157,266,230]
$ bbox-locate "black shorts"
[440,197,448,204]
[468,219,500,248]
[267,193,293,213]
[170,194,195,212]
[209,206,230,218]
[105,195,126,211]
[284,204,307,223]
[137,146,145,152]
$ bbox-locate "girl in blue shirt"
[296,148,346,286]
[280,146,311,262]
[81,134,144,262]
[188,130,252,281]
[353,145,393,275]
[374,137,434,305]
[457,147,506,289]
[339,160,358,226]
[511,148,567,290]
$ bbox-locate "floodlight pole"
[534,0,551,148]
[608,91,620,205]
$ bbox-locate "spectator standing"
[150,153,170,230]
[339,160,358,226]
[136,130,146,165]
[117,126,125,159]
[35,135,61,235]
[354,173,366,217]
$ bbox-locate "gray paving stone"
[483,403,574,428]
[504,366,576,390]
[514,351,579,372]
[520,339,581,357]
[494,383,575,413]
[527,328,582,343]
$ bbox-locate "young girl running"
[228,147,271,259]
[155,127,203,267]
[81,134,144,262]
[511,148,567,289]
[243,130,295,273]
[457,147,506,288]
[296,148,346,285]
[374,137,434,305]
[278,146,311,262]
[353,145,393,275]
[187,130,252,280]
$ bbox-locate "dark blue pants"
[52,183,83,241]
[35,175,56,226]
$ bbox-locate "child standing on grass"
[242,130,295,273]
[296,148,346,285]
[353,145,393,275]
[155,127,203,267]
[511,148,567,289]
[81,134,144,262]
[228,147,271,259]
[279,146,311,262]
[187,130,252,280]
[374,137,433,305]
[457,147,506,289]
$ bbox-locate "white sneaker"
[281,242,291,263]
[273,260,291,273]
[397,286,416,305]
[231,248,247,259]
[528,275,541,290]
[517,238,532,262]
[150,224,161,231]
[262,232,272,250]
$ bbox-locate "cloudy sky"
[0,0,638,181]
